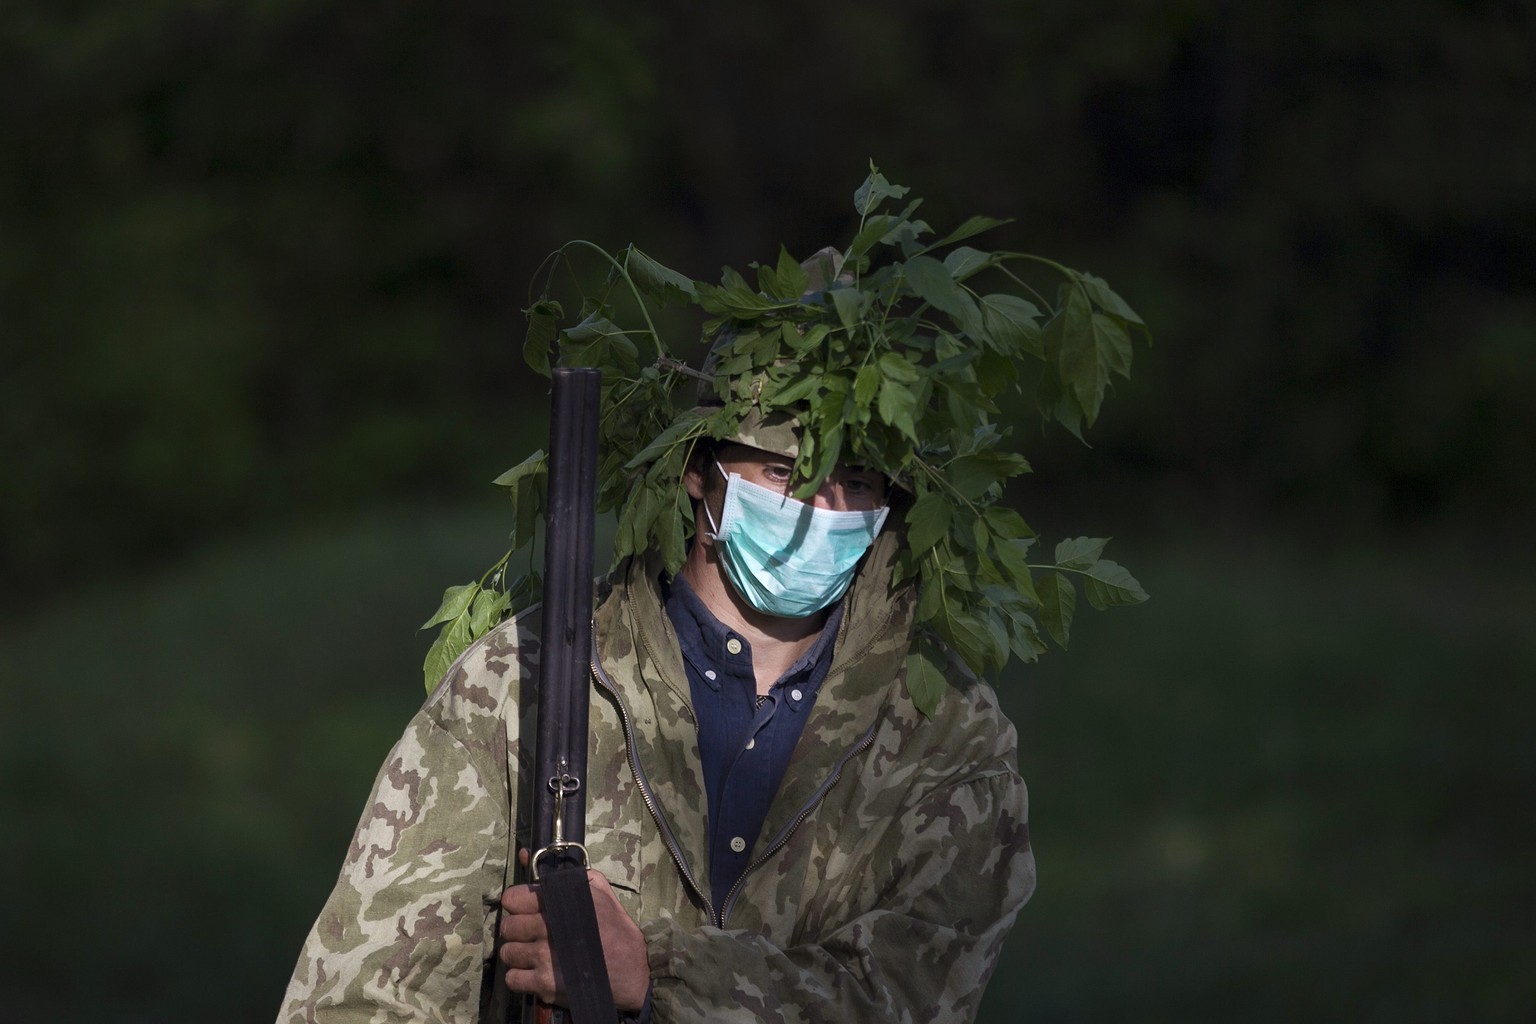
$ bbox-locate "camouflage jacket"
[279,531,1036,1022]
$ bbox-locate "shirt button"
[729,836,746,853]
[790,688,803,701]
[704,669,717,680]
[726,638,743,655]
[745,738,755,750]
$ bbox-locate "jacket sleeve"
[640,766,1034,1024]
[277,646,520,1024]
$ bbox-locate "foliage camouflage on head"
[691,246,851,462]
[420,163,1150,713]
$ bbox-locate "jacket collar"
[593,530,914,898]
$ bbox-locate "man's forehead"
[716,441,882,478]
[716,441,785,463]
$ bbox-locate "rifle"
[523,366,615,1023]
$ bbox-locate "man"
[278,397,1034,1021]
[274,180,1142,1017]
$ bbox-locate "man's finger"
[497,936,544,970]
[500,883,541,915]
[502,967,561,1007]
[499,909,549,943]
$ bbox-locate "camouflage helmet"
[696,246,851,460]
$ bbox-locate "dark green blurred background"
[2,2,1532,1021]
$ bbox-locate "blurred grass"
[983,532,1536,1022]
[1,507,1531,1022]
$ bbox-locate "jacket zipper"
[589,651,717,924]
[715,720,879,929]
[600,570,897,930]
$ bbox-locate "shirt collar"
[663,571,843,699]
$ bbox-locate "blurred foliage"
[3,0,1533,603]
[2,2,1534,1019]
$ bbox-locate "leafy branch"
[420,161,1152,710]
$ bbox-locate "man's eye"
[847,475,883,495]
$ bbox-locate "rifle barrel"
[531,367,602,865]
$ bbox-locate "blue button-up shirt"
[663,572,843,915]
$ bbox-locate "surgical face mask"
[704,463,889,618]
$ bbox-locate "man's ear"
[683,445,710,501]
[684,462,706,500]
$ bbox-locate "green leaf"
[492,449,547,489]
[623,410,704,471]
[1094,312,1134,378]
[944,609,996,676]
[984,587,1048,662]
[1080,272,1145,326]
[948,451,1030,500]
[746,327,781,367]
[1039,572,1077,647]
[890,216,934,256]
[854,162,911,216]
[915,576,943,623]
[613,484,648,563]
[947,454,1001,501]
[932,214,1010,250]
[523,299,563,376]
[980,607,1011,668]
[905,648,947,718]
[1054,536,1108,570]
[981,294,1044,359]
[1037,318,1076,435]
[494,450,548,549]
[422,611,474,693]
[876,379,919,441]
[695,271,796,317]
[902,255,974,321]
[1056,286,1106,425]
[943,245,994,280]
[421,583,479,631]
[469,587,512,636]
[624,246,696,304]
[564,310,624,344]
[763,374,819,410]
[848,213,902,261]
[562,312,639,373]
[983,505,1035,539]
[775,245,811,298]
[809,419,845,491]
[877,351,921,384]
[971,516,1002,580]
[993,539,1040,606]
[1081,559,1150,610]
[906,491,952,556]
[970,353,1019,399]
[854,363,881,410]
[783,322,828,354]
[659,486,690,572]
[514,476,546,550]
[831,286,867,331]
